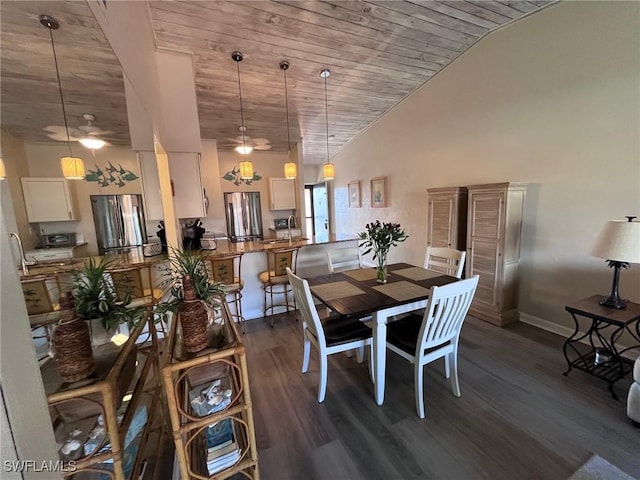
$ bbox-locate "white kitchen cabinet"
[168,152,205,219]
[269,178,296,210]
[21,177,78,222]
[138,151,164,221]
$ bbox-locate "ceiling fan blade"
[251,138,270,145]
[253,144,272,151]
[43,125,66,134]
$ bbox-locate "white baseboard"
[519,312,640,360]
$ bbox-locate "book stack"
[205,418,240,475]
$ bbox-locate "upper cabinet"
[426,186,467,251]
[269,178,296,210]
[21,177,78,222]
[168,152,206,219]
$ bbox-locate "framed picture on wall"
[371,176,387,208]
[348,181,361,208]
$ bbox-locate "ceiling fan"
[43,113,113,149]
[223,126,272,154]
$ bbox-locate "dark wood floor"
[240,313,639,480]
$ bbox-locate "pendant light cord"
[48,26,73,157]
[235,59,248,159]
[324,73,330,165]
[284,67,291,152]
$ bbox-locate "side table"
[563,295,640,399]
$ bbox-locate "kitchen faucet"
[287,215,296,245]
[10,232,36,274]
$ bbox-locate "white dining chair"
[386,275,479,418]
[424,246,466,278]
[326,246,364,273]
[286,268,373,403]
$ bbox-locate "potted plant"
[71,257,146,345]
[359,220,409,283]
[157,248,225,353]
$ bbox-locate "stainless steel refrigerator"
[224,192,263,242]
[91,194,147,254]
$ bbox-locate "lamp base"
[599,294,627,309]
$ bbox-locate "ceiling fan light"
[61,156,86,180]
[235,145,253,155]
[79,137,106,150]
[284,162,297,179]
[323,163,335,181]
[239,160,254,180]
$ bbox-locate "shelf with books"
[162,300,258,479]
[42,313,164,480]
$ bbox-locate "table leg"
[563,312,581,376]
[372,311,387,406]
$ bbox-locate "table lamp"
[591,216,640,309]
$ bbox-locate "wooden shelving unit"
[41,314,164,480]
[162,301,258,479]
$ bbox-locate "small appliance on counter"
[273,218,291,230]
[157,221,167,253]
[182,219,205,250]
[201,233,217,251]
[41,232,76,248]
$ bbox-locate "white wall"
[24,143,142,255]
[331,1,640,330]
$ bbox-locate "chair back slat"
[108,268,144,300]
[424,246,466,278]
[209,257,236,284]
[417,276,479,354]
[326,246,363,273]
[21,278,55,315]
[267,247,298,279]
[286,268,325,345]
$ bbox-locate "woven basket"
[179,275,208,353]
[52,292,96,383]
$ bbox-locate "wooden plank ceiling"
[1,1,555,163]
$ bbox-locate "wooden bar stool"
[206,253,245,333]
[259,246,299,327]
[20,275,60,360]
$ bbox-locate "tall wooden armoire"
[426,186,468,251]
[465,182,527,326]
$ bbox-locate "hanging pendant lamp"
[232,52,254,180]
[40,15,85,180]
[320,69,334,181]
[0,156,6,180]
[280,60,297,180]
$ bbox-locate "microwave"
[42,232,76,248]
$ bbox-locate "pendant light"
[281,60,297,180]
[0,156,6,180]
[232,52,253,180]
[40,15,85,180]
[320,69,334,180]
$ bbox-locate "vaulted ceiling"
[1,0,555,164]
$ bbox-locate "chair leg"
[318,350,328,403]
[368,344,375,385]
[356,346,364,363]
[449,350,461,397]
[302,332,311,373]
[415,363,425,419]
[444,354,451,379]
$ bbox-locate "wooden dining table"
[306,262,458,405]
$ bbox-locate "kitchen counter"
[205,233,359,256]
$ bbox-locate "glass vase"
[376,252,388,284]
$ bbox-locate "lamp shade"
[323,163,335,180]
[0,157,6,180]
[284,162,297,179]
[591,220,640,263]
[61,156,86,180]
[239,160,254,180]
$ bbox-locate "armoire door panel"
[470,193,503,238]
[429,197,454,247]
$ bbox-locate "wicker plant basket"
[52,292,96,383]
[179,275,208,353]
